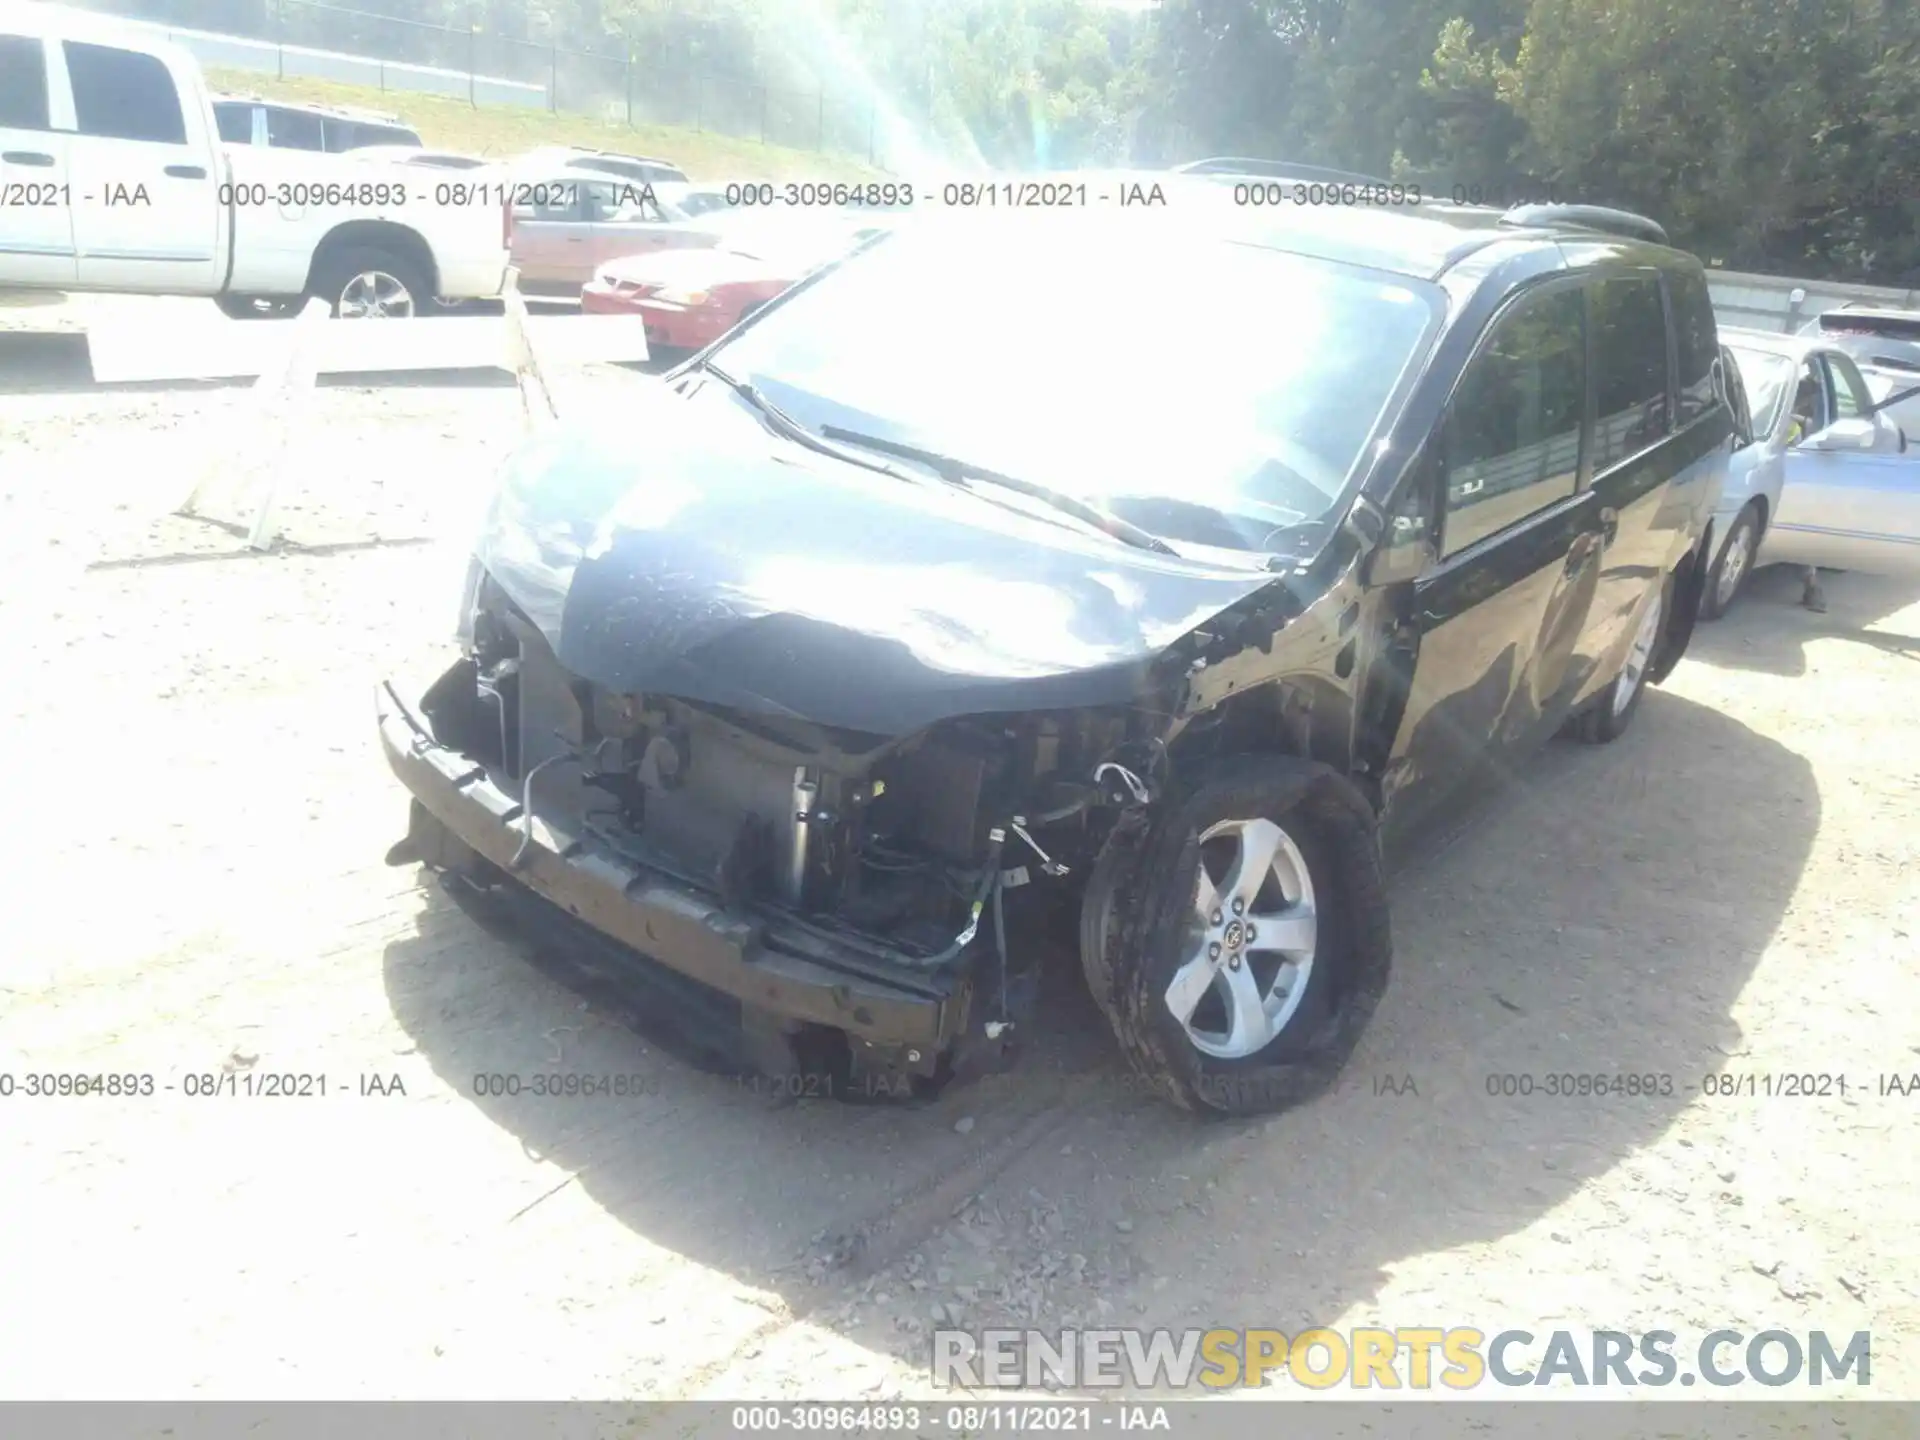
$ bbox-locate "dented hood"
[474,381,1280,735]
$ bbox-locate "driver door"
[1377,280,1604,839]
[1762,354,1920,577]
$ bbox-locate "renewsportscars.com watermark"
[933,1327,1872,1390]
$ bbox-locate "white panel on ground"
[86,311,649,384]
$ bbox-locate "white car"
[1797,305,1920,439]
[0,0,508,317]
[1709,327,1920,615]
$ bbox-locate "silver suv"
[211,96,422,153]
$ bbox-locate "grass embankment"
[204,70,883,181]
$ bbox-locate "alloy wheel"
[1612,589,1664,718]
[1716,523,1752,607]
[338,270,416,318]
[1165,816,1319,1059]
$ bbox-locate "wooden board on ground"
[84,310,650,384]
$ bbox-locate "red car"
[580,216,889,352]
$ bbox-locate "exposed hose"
[509,751,582,870]
[905,825,1009,969]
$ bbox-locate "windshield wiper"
[695,359,915,483]
[819,426,1178,555]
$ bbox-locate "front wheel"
[1080,755,1391,1115]
[1699,506,1759,621]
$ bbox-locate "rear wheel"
[1080,755,1390,1115]
[1568,576,1668,743]
[1700,506,1759,621]
[308,245,432,318]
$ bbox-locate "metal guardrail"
[1709,269,1920,336]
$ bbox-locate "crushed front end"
[378,408,1296,1092]
[381,573,1178,1092]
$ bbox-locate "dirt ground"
[2,339,1917,1404]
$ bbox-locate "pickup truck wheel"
[311,246,430,318]
[1080,756,1391,1116]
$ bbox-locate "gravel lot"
[2,342,1917,1405]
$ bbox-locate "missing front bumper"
[375,676,972,1063]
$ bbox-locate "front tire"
[308,245,432,318]
[1080,755,1391,1116]
[1699,505,1759,621]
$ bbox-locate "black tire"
[1079,754,1391,1116]
[307,244,433,318]
[213,294,300,320]
[1567,573,1672,744]
[1699,505,1760,621]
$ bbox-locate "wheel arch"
[1166,674,1375,813]
[305,221,439,298]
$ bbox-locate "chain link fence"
[73,0,884,164]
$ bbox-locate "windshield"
[1728,346,1797,438]
[707,216,1442,550]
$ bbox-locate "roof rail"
[1500,203,1668,245]
[1173,157,1394,188]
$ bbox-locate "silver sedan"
[1705,328,1918,616]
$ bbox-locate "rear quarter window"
[213,102,253,144]
[265,106,325,150]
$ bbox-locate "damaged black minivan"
[379,188,1729,1115]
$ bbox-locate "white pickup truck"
[0,0,508,317]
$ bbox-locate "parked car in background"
[375,146,490,171]
[654,182,735,218]
[212,94,421,152]
[579,212,890,352]
[0,3,507,317]
[513,145,689,187]
[1798,305,1920,439]
[378,189,1725,1116]
[1710,327,1920,613]
[506,174,714,296]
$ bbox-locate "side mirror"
[1801,416,1879,452]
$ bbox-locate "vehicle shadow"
[1690,564,1920,676]
[379,685,1813,1383]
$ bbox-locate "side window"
[1787,360,1828,443]
[1824,355,1875,420]
[522,180,581,222]
[0,34,51,131]
[1667,266,1718,424]
[212,103,253,144]
[1439,285,1585,559]
[1590,275,1670,469]
[65,42,187,144]
[264,106,325,150]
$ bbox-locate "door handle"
[2,151,55,166]
[164,164,207,179]
[1598,506,1620,546]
